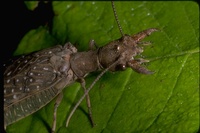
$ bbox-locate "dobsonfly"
[4,1,159,132]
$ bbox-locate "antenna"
[111,1,124,37]
[66,2,124,127]
[66,59,119,127]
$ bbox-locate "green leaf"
[6,1,199,133]
[24,1,40,11]
[13,26,57,56]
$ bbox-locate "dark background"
[2,2,54,132]
[3,1,54,63]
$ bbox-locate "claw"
[128,60,153,74]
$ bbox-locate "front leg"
[89,40,98,50]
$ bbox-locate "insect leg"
[66,60,119,127]
[80,78,96,127]
[52,93,63,133]
[89,40,98,50]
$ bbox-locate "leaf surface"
[6,1,199,133]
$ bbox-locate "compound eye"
[121,64,126,70]
[117,46,120,51]
[116,64,126,71]
[115,64,126,71]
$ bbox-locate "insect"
[4,1,159,132]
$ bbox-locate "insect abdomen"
[4,86,59,126]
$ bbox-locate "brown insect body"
[4,2,159,132]
[4,28,157,128]
[4,43,78,126]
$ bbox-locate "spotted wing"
[4,43,77,126]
